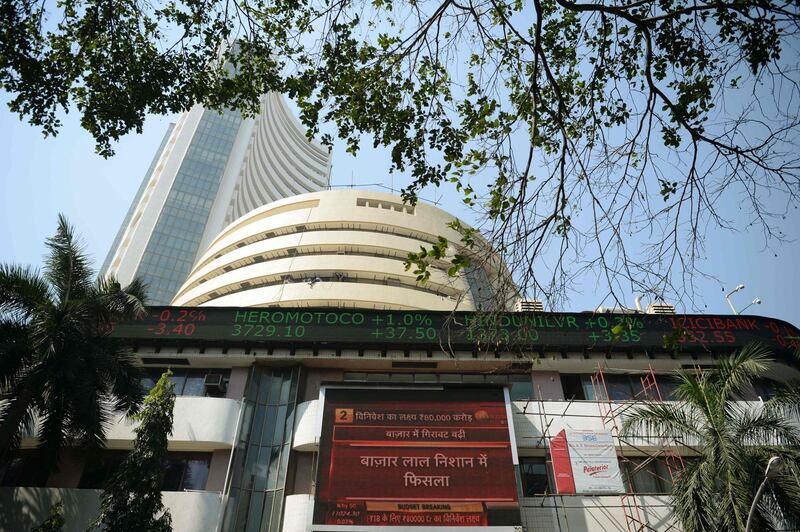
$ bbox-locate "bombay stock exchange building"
[3,96,800,532]
[100,92,332,305]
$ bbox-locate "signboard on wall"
[312,387,521,528]
[551,429,624,494]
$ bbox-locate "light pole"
[725,284,746,314]
[739,298,762,314]
[744,456,783,532]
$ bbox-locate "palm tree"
[622,343,800,531]
[0,214,148,471]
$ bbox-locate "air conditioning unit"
[204,374,227,395]
[647,302,676,315]
[515,299,544,312]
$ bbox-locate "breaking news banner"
[312,387,522,529]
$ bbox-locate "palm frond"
[716,343,772,401]
[0,264,50,321]
[44,214,94,305]
[621,401,701,442]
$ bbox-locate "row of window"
[140,368,231,397]
[520,456,681,496]
[561,373,777,401]
[0,451,211,492]
[342,372,534,401]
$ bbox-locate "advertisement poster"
[551,428,624,494]
[313,387,521,528]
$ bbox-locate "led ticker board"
[110,306,800,358]
[312,387,521,528]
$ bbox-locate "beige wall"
[533,371,565,401]
[226,366,249,399]
[302,368,343,402]
[521,495,676,531]
[206,449,232,492]
[287,453,314,496]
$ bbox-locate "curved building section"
[172,190,512,311]
[226,92,331,225]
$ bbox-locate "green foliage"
[0,215,148,471]
[1,0,798,301]
[31,502,65,532]
[92,371,175,532]
[622,344,800,531]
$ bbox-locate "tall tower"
[102,93,331,304]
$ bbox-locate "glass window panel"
[366,373,390,382]
[183,370,207,396]
[260,491,275,532]
[344,372,367,381]
[279,373,292,404]
[462,374,485,383]
[654,459,674,492]
[277,443,291,487]
[486,375,508,384]
[581,376,597,400]
[239,402,255,443]
[414,373,438,382]
[244,491,265,532]
[628,459,661,493]
[267,446,281,490]
[183,458,210,490]
[257,372,274,404]
[241,444,259,491]
[268,491,284,532]
[273,406,288,446]
[253,446,270,491]
[162,459,186,491]
[250,406,266,445]
[656,377,680,401]
[389,373,414,382]
[283,403,295,445]
[510,380,534,401]
[267,372,284,405]
[520,458,550,496]
[439,374,462,382]
[167,372,187,395]
[261,407,278,446]
[607,376,635,401]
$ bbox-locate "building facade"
[2,307,798,532]
[101,94,331,305]
[171,190,514,311]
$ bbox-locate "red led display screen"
[313,387,521,528]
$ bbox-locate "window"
[140,368,230,397]
[560,374,680,401]
[561,375,586,400]
[162,453,212,491]
[79,451,211,491]
[509,376,533,401]
[0,450,49,487]
[520,457,551,496]
[620,457,675,494]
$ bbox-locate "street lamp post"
[740,298,762,314]
[725,284,746,314]
[744,456,783,532]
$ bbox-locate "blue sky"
[1,98,798,326]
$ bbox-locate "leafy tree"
[0,214,147,470]
[2,0,799,306]
[31,502,64,532]
[92,371,175,532]
[622,343,800,531]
